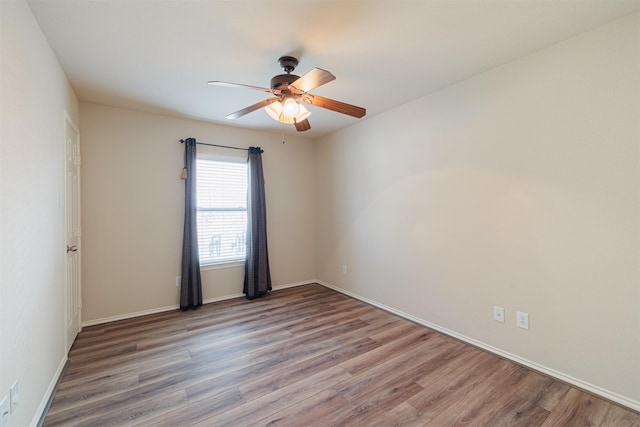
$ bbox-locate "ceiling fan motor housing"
[271,74,300,90]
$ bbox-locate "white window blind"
[196,159,247,265]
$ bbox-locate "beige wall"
[316,13,640,407]
[80,104,316,323]
[3,2,637,422]
[0,2,80,426]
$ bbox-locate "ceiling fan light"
[264,101,282,121]
[278,114,296,124]
[264,99,310,124]
[295,104,311,122]
[281,98,300,118]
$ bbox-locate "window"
[196,159,247,265]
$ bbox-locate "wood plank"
[540,387,618,427]
[191,365,353,427]
[41,283,640,426]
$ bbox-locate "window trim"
[200,260,244,271]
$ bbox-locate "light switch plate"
[516,311,529,330]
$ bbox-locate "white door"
[64,113,81,352]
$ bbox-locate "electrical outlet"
[493,306,505,322]
[9,381,18,412]
[516,311,529,330]
[341,265,347,275]
[0,396,8,427]
[176,276,181,287]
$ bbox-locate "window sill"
[200,260,245,271]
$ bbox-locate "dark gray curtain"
[244,147,272,299]
[180,138,202,310]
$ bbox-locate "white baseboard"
[32,355,67,427]
[81,279,315,327]
[316,280,640,413]
[82,303,181,327]
[272,280,316,291]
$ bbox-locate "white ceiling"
[27,0,640,139]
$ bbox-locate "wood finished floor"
[44,284,639,427]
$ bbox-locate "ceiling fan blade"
[289,68,335,93]
[294,119,311,132]
[209,81,279,94]
[225,98,279,119]
[302,94,366,118]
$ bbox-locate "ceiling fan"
[208,56,366,132]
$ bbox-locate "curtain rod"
[179,139,248,151]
